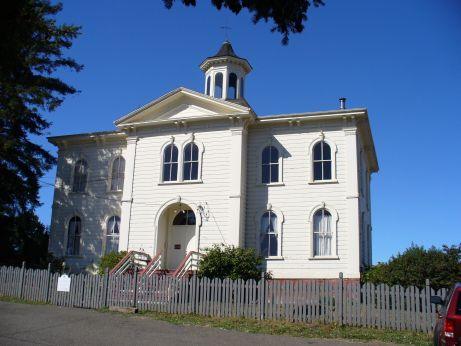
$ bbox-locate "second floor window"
[72,160,88,192]
[110,157,125,191]
[262,146,279,184]
[163,144,178,182]
[183,143,199,181]
[313,141,332,181]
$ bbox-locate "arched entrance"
[154,199,201,270]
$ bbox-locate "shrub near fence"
[0,264,447,334]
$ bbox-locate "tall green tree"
[163,0,325,45]
[0,0,82,265]
[363,244,461,290]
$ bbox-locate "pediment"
[115,87,250,127]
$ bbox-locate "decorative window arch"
[66,216,82,256]
[206,76,211,96]
[309,204,339,259]
[172,210,196,225]
[162,143,179,182]
[255,206,284,259]
[309,136,337,183]
[258,142,284,185]
[183,142,199,181]
[72,159,88,192]
[110,156,125,191]
[105,215,120,254]
[228,73,237,99]
[214,73,223,98]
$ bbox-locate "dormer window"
[228,73,237,99]
[214,73,223,98]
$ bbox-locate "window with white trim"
[313,209,332,257]
[260,211,278,257]
[162,144,178,182]
[261,146,279,184]
[183,143,199,181]
[313,141,332,181]
[105,216,120,254]
[110,156,125,191]
[72,160,88,192]
[67,216,81,256]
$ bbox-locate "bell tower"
[199,41,252,101]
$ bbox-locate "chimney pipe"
[339,97,346,110]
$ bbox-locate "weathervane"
[220,25,232,41]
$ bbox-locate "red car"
[431,283,461,346]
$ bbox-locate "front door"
[166,210,196,270]
[166,224,195,269]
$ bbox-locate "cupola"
[200,41,252,101]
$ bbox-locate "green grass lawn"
[0,295,431,345]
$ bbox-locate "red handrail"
[172,251,201,277]
[141,252,162,275]
[109,250,133,275]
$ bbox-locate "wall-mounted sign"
[174,244,181,249]
[57,274,71,292]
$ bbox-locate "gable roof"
[114,87,252,128]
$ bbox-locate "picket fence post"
[45,263,51,303]
[102,268,109,308]
[18,261,26,299]
[338,272,344,326]
[132,269,138,309]
[259,272,265,320]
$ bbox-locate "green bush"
[363,243,461,290]
[198,244,267,281]
[98,251,127,275]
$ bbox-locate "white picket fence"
[0,264,447,333]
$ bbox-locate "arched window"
[206,76,211,96]
[67,216,81,256]
[106,216,120,254]
[173,210,196,225]
[72,160,88,192]
[313,141,332,181]
[240,77,244,98]
[313,209,332,257]
[110,157,125,191]
[260,211,278,257]
[183,143,199,181]
[163,144,178,182]
[228,73,237,99]
[262,146,279,184]
[214,73,223,98]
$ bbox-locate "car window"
[456,291,461,315]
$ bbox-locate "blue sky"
[37,0,461,263]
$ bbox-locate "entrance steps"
[111,251,203,278]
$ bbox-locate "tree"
[0,0,82,266]
[163,0,325,45]
[363,244,461,290]
[198,244,266,281]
